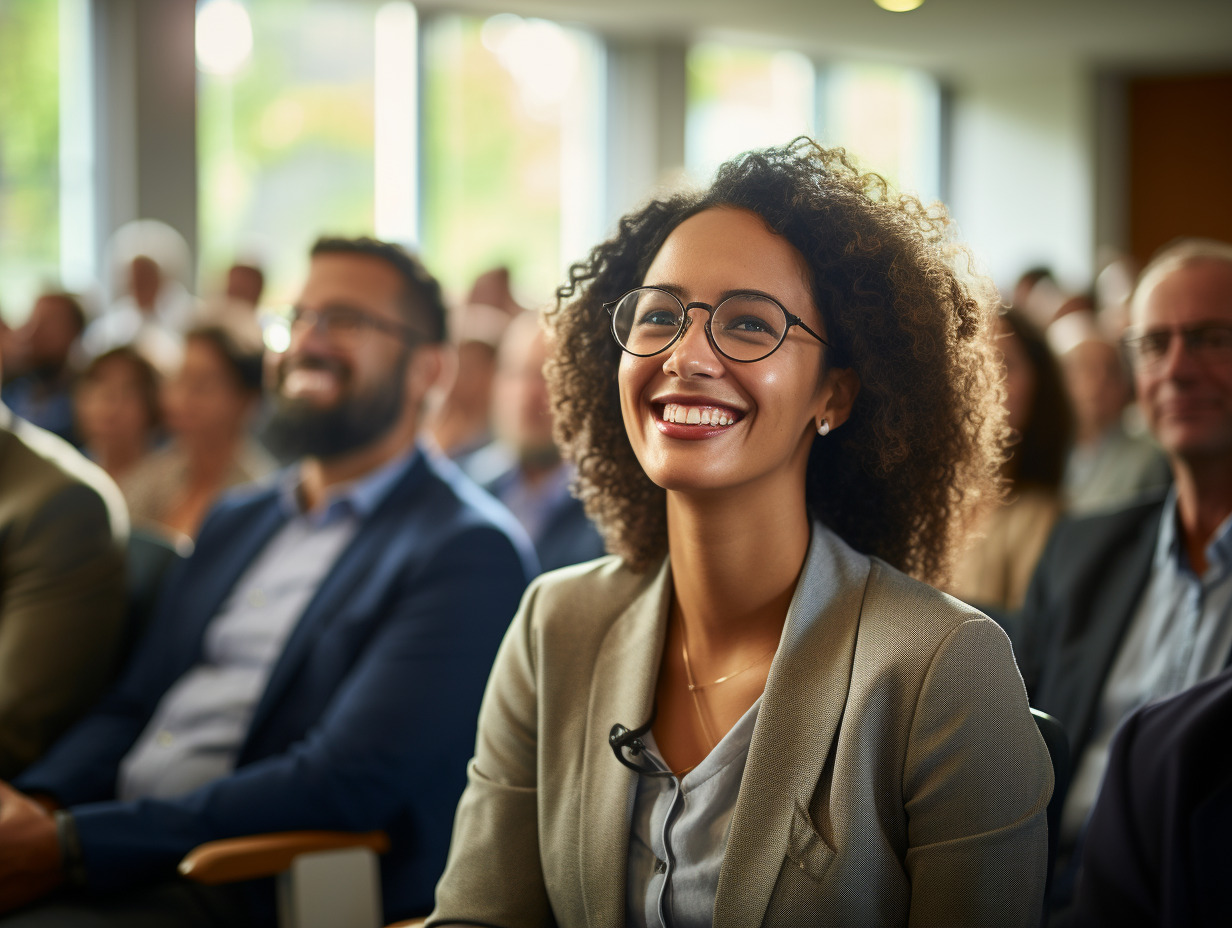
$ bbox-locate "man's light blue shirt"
[118,447,420,801]
[1063,487,1232,841]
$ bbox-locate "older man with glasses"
[0,237,537,927]
[1013,237,1232,921]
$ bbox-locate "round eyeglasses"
[603,287,831,363]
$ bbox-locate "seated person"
[74,347,162,483]
[121,323,275,543]
[0,236,537,926]
[1,292,87,444]
[1071,666,1232,927]
[464,310,605,572]
[948,307,1073,613]
[1014,238,1232,912]
[0,366,127,779]
[429,141,1052,927]
[1050,311,1170,514]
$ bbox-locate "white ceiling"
[419,0,1232,77]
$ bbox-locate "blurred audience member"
[1071,664,1232,927]
[429,267,521,462]
[949,307,1073,612]
[1015,239,1232,916]
[202,261,268,333]
[0,236,535,925]
[225,262,265,310]
[1093,251,1141,338]
[83,220,197,370]
[465,311,605,572]
[1,292,87,442]
[1050,312,1170,513]
[0,350,128,779]
[74,347,162,484]
[120,325,274,543]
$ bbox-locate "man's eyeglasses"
[263,305,419,353]
[1121,323,1232,369]
[603,287,832,364]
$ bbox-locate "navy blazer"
[17,447,537,920]
[1072,666,1232,927]
[1013,492,1169,761]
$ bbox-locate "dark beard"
[263,352,409,461]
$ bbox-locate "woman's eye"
[727,316,772,333]
[636,309,681,328]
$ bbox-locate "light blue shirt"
[117,448,419,801]
[1063,487,1232,841]
[625,699,761,928]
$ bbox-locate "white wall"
[947,64,1096,297]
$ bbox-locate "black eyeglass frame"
[1120,322,1232,367]
[602,286,833,364]
[286,303,422,344]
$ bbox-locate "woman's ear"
[816,366,860,433]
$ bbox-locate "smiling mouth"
[659,402,741,427]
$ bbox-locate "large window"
[686,43,942,205]
[196,0,380,304]
[0,0,60,319]
[686,42,816,184]
[420,13,604,302]
[818,63,943,205]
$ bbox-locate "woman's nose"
[662,307,723,377]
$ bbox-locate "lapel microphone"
[609,705,672,776]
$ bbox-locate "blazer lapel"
[714,526,870,928]
[174,496,288,672]
[1053,503,1162,750]
[578,558,673,928]
[245,458,428,741]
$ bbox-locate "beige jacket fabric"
[430,524,1052,928]
[0,407,128,777]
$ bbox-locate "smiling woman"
[428,139,1053,928]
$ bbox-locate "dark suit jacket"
[0,410,127,777]
[16,447,537,921]
[1013,491,1170,761]
[476,456,606,574]
[1071,666,1232,927]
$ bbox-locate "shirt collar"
[280,444,420,525]
[1154,484,1232,578]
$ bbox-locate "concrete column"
[92,0,197,289]
[603,38,688,228]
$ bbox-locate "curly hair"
[546,139,1007,584]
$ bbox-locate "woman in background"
[121,324,274,543]
[429,140,1051,927]
[74,346,162,483]
[949,306,1073,613]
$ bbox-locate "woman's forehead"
[641,208,821,327]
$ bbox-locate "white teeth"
[660,403,736,427]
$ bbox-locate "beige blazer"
[430,524,1052,928]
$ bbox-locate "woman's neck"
[180,432,242,487]
[665,485,811,652]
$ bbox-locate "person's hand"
[0,780,64,913]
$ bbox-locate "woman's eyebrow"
[642,283,786,304]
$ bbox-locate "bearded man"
[0,238,537,927]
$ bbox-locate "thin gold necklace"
[678,620,777,750]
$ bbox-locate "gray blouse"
[625,698,762,928]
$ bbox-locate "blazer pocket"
[785,799,836,884]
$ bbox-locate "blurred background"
[1,0,1230,317]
